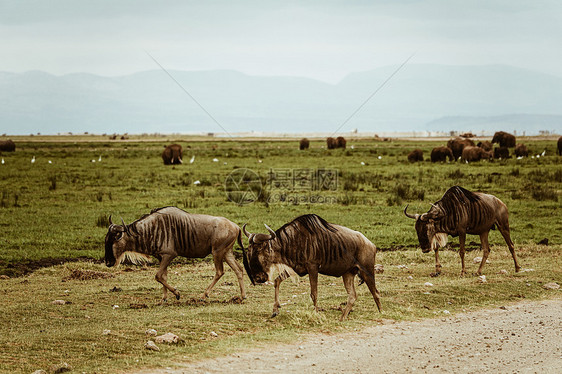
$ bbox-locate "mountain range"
[0,64,561,135]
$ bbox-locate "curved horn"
[121,217,132,236]
[264,224,276,240]
[242,223,251,238]
[108,215,114,225]
[403,205,419,220]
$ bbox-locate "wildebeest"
[299,138,310,150]
[404,186,520,276]
[557,136,562,156]
[491,131,516,148]
[241,214,381,321]
[447,137,475,160]
[326,137,337,149]
[162,144,183,165]
[0,140,15,152]
[476,140,492,152]
[104,207,246,302]
[493,146,510,159]
[461,146,492,162]
[407,149,424,162]
[336,136,347,149]
[430,146,454,162]
[514,143,528,157]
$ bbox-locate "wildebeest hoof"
[175,293,180,300]
[270,311,279,318]
[430,272,440,277]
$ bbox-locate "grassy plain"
[0,135,561,373]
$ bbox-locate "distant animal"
[404,186,520,276]
[241,214,381,320]
[476,141,493,152]
[461,146,493,162]
[336,136,347,149]
[299,138,310,150]
[459,132,475,138]
[514,144,529,158]
[162,144,183,165]
[557,136,562,156]
[491,131,516,148]
[447,137,475,160]
[407,149,424,162]
[326,137,337,149]
[494,146,510,159]
[104,207,246,302]
[0,140,15,152]
[430,146,454,162]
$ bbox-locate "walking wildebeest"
[104,207,246,302]
[407,149,424,162]
[326,137,337,149]
[162,144,183,165]
[336,136,347,149]
[0,140,15,152]
[404,186,520,276]
[491,131,516,148]
[557,136,562,156]
[299,138,310,150]
[477,141,493,152]
[430,146,454,162]
[514,143,529,157]
[241,214,381,321]
[461,146,492,162]
[494,146,510,159]
[447,137,475,160]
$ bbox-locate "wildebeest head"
[241,223,278,285]
[104,216,135,267]
[404,205,448,253]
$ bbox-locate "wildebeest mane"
[435,186,480,214]
[127,206,186,235]
[274,214,337,245]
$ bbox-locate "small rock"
[102,329,111,335]
[442,310,451,315]
[210,331,218,337]
[520,268,535,273]
[31,370,47,374]
[407,275,414,280]
[498,269,508,275]
[477,275,487,283]
[374,264,384,274]
[473,257,490,264]
[543,282,560,290]
[50,362,72,373]
[155,332,181,344]
[145,329,157,336]
[145,340,160,351]
[397,265,408,269]
[112,305,119,309]
[52,300,68,305]
[424,282,434,287]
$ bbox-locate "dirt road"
[138,298,561,373]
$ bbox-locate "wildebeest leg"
[271,275,285,317]
[340,272,357,321]
[160,267,168,303]
[496,221,521,273]
[155,254,180,301]
[223,250,246,299]
[458,232,467,276]
[477,231,490,275]
[360,268,382,313]
[432,249,442,277]
[202,254,225,299]
[308,266,319,312]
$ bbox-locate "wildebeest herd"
[105,184,521,320]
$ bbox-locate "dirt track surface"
[138,298,561,374]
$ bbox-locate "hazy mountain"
[0,64,561,135]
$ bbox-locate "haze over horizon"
[1,1,561,135]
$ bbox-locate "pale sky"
[1,0,561,83]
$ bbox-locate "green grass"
[0,135,561,372]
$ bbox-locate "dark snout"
[253,272,269,284]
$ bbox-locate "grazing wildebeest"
[494,146,510,159]
[104,207,246,302]
[461,146,492,162]
[336,136,347,149]
[514,143,529,157]
[447,137,475,160]
[407,149,424,162]
[557,136,562,156]
[491,131,516,148]
[162,144,183,165]
[477,141,493,152]
[0,140,15,152]
[241,214,381,320]
[326,137,337,150]
[404,186,520,276]
[299,138,310,150]
[430,146,454,162]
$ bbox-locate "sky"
[1,0,562,83]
